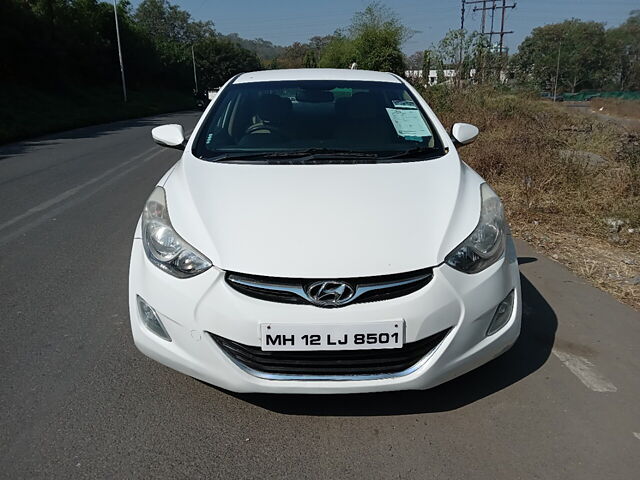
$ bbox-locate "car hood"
[164,153,483,278]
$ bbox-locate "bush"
[417,85,640,243]
[0,85,194,144]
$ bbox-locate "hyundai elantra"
[129,69,521,393]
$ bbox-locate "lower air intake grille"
[210,329,451,377]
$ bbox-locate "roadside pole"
[191,45,199,94]
[553,42,561,102]
[112,0,127,103]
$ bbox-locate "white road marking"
[0,147,167,247]
[0,124,195,246]
[0,145,159,234]
[633,433,640,441]
[552,349,617,392]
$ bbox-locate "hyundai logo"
[306,280,356,307]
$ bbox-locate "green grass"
[0,85,194,144]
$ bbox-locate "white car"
[129,69,521,394]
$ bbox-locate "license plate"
[260,321,404,351]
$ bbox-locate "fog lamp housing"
[486,290,515,336]
[136,295,171,341]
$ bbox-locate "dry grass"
[590,98,640,120]
[514,226,639,308]
[420,85,640,309]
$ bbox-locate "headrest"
[256,94,292,123]
[335,97,351,116]
[348,92,381,120]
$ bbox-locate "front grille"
[210,329,450,377]
[225,267,433,308]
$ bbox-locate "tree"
[436,29,482,86]
[134,0,214,45]
[277,42,311,69]
[318,34,356,68]
[308,35,334,53]
[222,33,285,61]
[317,3,410,73]
[436,58,445,84]
[607,11,640,89]
[303,50,318,68]
[267,58,279,69]
[349,2,411,74]
[195,38,261,89]
[422,50,433,82]
[1,0,155,88]
[2,0,265,98]
[406,51,423,70]
[513,19,610,92]
[472,34,491,83]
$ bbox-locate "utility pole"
[191,44,198,94]
[480,1,488,35]
[489,1,497,46]
[464,1,516,83]
[466,0,488,34]
[472,1,514,48]
[461,0,515,83]
[474,0,515,82]
[482,1,487,35]
[553,42,562,101]
[112,0,127,103]
[496,0,516,82]
[467,0,490,82]
[499,0,508,56]
[459,0,466,84]
[471,1,515,53]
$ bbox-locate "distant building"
[404,69,477,85]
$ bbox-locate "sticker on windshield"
[385,108,431,138]
[391,99,418,109]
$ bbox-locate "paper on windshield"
[385,107,431,138]
[391,99,418,109]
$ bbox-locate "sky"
[132,0,639,54]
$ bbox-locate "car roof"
[234,68,402,84]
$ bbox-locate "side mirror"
[451,123,479,146]
[152,124,186,150]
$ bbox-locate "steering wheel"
[245,123,288,138]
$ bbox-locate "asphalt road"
[1,112,638,479]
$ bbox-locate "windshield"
[192,80,444,162]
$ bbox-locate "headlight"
[141,187,212,278]
[445,183,506,274]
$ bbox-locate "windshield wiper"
[203,149,379,164]
[202,152,278,162]
[262,149,379,164]
[204,147,442,163]
[263,148,379,159]
[381,146,443,160]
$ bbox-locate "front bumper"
[128,237,522,394]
